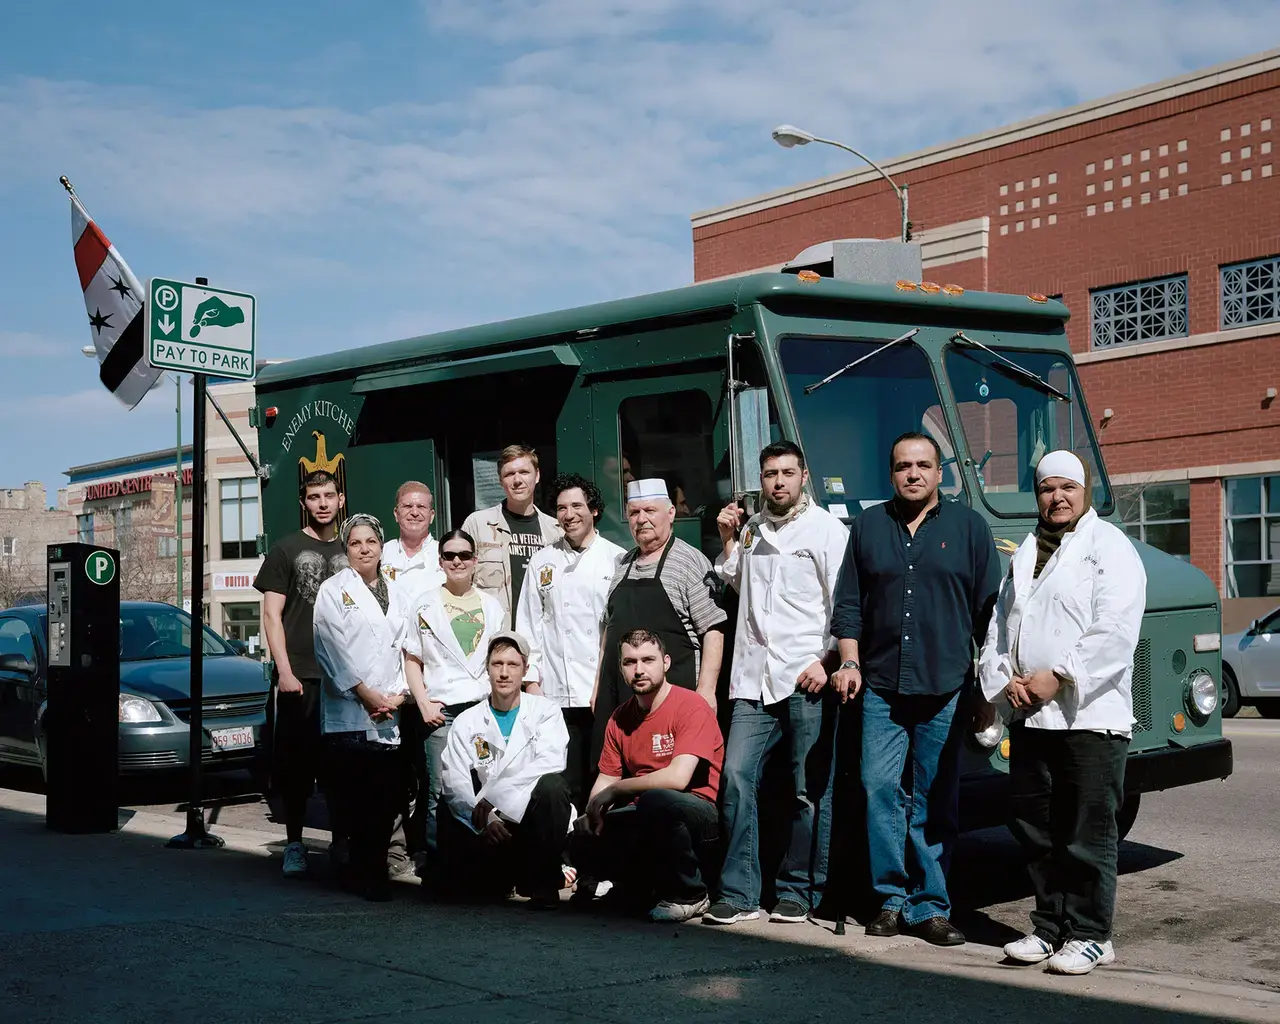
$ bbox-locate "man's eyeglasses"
[441,550,475,563]
[398,503,433,512]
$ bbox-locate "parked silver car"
[1220,606,1280,718]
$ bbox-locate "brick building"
[0,483,72,607]
[691,47,1280,628]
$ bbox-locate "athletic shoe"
[769,898,809,923]
[282,841,308,877]
[1003,934,1055,963]
[702,900,762,926]
[650,895,711,923]
[561,864,579,890]
[1046,939,1115,975]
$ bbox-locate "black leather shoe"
[864,909,901,936]
[909,917,965,946]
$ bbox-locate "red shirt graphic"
[598,685,723,804]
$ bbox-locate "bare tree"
[0,549,44,609]
[115,523,180,604]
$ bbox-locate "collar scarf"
[762,492,810,528]
[1033,461,1093,578]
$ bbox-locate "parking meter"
[45,543,120,833]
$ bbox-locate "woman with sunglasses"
[313,513,412,901]
[405,527,508,890]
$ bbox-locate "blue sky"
[2,1,1277,501]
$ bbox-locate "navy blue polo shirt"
[831,498,1001,697]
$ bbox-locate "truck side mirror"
[731,387,771,501]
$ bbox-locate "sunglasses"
[441,549,475,562]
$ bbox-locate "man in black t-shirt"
[254,470,347,877]
[462,444,561,623]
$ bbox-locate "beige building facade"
[0,483,74,607]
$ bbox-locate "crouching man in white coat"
[440,630,573,909]
[979,450,1146,976]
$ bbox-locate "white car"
[1220,606,1280,718]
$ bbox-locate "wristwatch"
[840,659,860,672]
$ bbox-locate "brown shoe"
[909,917,965,946]
[864,909,901,936]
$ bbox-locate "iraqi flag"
[70,193,162,408]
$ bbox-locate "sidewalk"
[2,787,1277,1024]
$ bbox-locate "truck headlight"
[119,693,163,723]
[1184,670,1218,722]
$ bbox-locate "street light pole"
[772,124,910,243]
[174,373,183,612]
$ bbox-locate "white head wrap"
[626,478,670,503]
[340,512,385,546]
[1034,450,1086,488]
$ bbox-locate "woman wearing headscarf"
[978,450,1146,975]
[314,512,412,901]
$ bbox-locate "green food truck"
[252,242,1232,836]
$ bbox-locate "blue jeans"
[410,700,480,866]
[717,690,837,912]
[862,685,964,925]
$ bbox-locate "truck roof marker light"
[1028,293,1049,303]
[796,269,821,283]
[942,284,965,296]
[1171,712,1186,733]
[1193,633,1220,652]
[895,279,918,291]
[264,406,278,419]
[920,281,941,294]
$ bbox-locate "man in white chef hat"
[590,477,727,763]
[979,449,1146,975]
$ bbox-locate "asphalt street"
[1,719,1275,1023]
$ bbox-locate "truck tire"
[1220,665,1241,719]
[1117,793,1141,841]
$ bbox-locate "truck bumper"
[1122,737,1233,794]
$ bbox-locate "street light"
[80,347,184,609]
[771,124,910,243]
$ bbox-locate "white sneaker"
[702,900,763,926]
[1046,939,1115,975]
[1003,933,1055,963]
[282,841,309,877]
[650,895,712,923]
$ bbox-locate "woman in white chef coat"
[979,450,1146,976]
[404,527,507,883]
[313,512,412,902]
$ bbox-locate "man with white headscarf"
[979,449,1146,975]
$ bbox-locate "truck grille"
[1132,639,1153,732]
[168,693,267,722]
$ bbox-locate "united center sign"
[83,468,193,502]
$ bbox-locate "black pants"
[438,773,572,898]
[1009,723,1128,943]
[570,790,720,905]
[273,677,323,844]
[324,734,406,886]
[562,707,595,814]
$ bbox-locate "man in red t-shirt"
[570,628,724,923]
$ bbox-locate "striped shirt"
[606,538,728,654]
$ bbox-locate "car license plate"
[210,727,255,752]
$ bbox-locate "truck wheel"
[1220,666,1241,719]
[1117,794,1141,841]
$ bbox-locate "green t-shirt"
[441,586,486,656]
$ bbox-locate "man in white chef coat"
[381,480,444,610]
[439,630,573,908]
[703,441,849,927]
[517,472,625,812]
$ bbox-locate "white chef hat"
[626,478,670,503]
[1034,450,1087,487]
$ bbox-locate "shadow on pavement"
[0,801,1258,1024]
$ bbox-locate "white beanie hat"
[1034,450,1086,487]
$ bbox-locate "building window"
[1224,475,1280,598]
[1117,482,1191,561]
[1221,254,1280,328]
[1090,274,1188,349]
[77,513,94,544]
[113,507,132,534]
[1,537,15,557]
[157,536,179,558]
[219,478,260,559]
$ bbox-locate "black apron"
[592,536,700,761]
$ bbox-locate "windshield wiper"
[950,331,1071,403]
[804,328,920,395]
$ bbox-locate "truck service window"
[780,336,961,516]
[944,345,1111,517]
[618,391,716,517]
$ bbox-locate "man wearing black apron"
[593,478,727,762]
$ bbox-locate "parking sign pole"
[168,278,223,850]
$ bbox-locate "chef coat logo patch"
[341,590,355,607]
[651,732,676,758]
[473,736,492,762]
[742,528,754,550]
[417,612,436,638]
[382,565,398,581]
[539,565,554,588]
